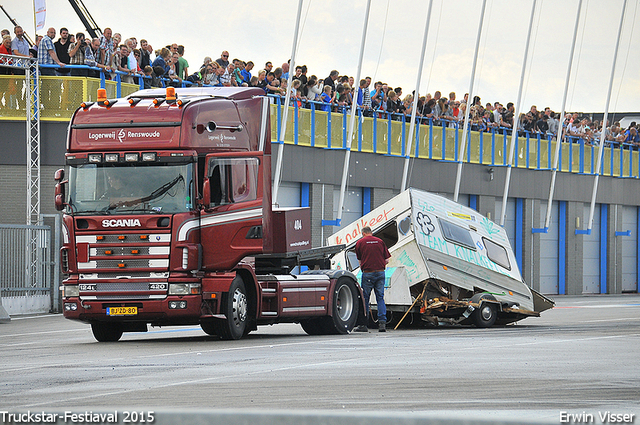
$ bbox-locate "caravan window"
[483,237,511,270]
[438,218,475,250]
[344,221,398,272]
[374,222,399,249]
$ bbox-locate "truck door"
[200,152,264,271]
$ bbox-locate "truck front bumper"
[62,295,203,325]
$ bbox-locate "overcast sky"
[3,0,639,113]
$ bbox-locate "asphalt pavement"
[1,294,639,425]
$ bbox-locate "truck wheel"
[215,277,248,340]
[200,320,217,336]
[329,278,359,334]
[91,323,123,342]
[470,294,498,328]
[300,318,328,335]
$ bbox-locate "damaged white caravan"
[328,188,554,328]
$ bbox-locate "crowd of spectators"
[1,24,639,149]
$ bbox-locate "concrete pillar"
[370,188,397,210]
[522,198,541,291]
[565,201,584,295]
[607,204,623,294]
[309,183,334,247]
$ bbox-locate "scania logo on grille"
[102,219,142,228]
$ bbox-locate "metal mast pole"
[272,0,304,206]
[336,0,372,225]
[401,0,434,192]
[25,59,41,225]
[453,0,487,202]
[499,0,537,226]
[542,0,583,230]
[585,0,627,233]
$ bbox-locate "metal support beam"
[453,0,487,202]
[26,59,41,226]
[401,0,434,191]
[500,0,537,226]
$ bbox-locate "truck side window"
[208,157,259,206]
[438,218,475,250]
[346,249,360,271]
[210,164,226,205]
[483,237,511,270]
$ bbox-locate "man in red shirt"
[354,226,391,332]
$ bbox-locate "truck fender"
[202,273,237,295]
[301,268,357,281]
[302,269,365,321]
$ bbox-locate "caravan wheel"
[470,294,497,328]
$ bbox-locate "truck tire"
[200,320,217,336]
[300,318,329,335]
[215,277,248,340]
[91,323,123,342]
[329,278,359,334]
[470,293,498,328]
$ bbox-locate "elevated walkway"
[1,73,638,179]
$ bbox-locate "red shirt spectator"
[355,229,390,272]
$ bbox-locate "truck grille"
[96,282,151,291]
[79,272,166,279]
[75,231,171,299]
[95,246,151,256]
[95,259,160,268]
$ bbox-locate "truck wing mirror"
[202,178,211,208]
[54,169,67,211]
[54,168,65,181]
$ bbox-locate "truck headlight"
[64,285,79,297]
[168,283,201,295]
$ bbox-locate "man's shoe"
[378,322,386,332]
[354,325,369,333]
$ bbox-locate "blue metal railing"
[267,95,640,180]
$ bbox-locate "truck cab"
[56,87,362,341]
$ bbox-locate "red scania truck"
[55,86,362,342]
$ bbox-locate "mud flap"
[531,288,555,313]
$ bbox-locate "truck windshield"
[67,163,193,214]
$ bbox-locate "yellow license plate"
[107,306,137,316]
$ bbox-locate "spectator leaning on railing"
[0,22,630,149]
[84,37,111,78]
[68,32,87,77]
[37,27,65,76]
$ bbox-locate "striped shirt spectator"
[37,33,56,65]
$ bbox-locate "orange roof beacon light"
[166,87,177,104]
[97,88,107,102]
[97,88,117,108]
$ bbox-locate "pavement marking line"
[10,356,361,409]
[134,339,321,360]
[1,341,40,347]
[554,304,640,309]
[8,314,62,320]
[0,339,323,373]
[581,317,640,323]
[0,328,89,339]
